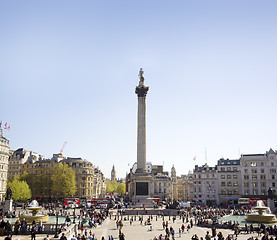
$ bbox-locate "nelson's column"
[130,68,152,203]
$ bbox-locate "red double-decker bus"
[63,198,80,208]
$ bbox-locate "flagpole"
[205,148,207,165]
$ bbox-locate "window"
[272,175,275,180]
[227,167,231,171]
[261,162,264,167]
[228,189,232,194]
[221,175,225,179]
[233,167,237,171]
[227,182,232,187]
[261,169,265,173]
[233,182,238,186]
[252,169,257,174]
[252,175,257,179]
[261,175,266,180]
[271,162,274,166]
[273,182,276,187]
[261,182,266,188]
[221,182,226,186]
[221,167,225,171]
[253,182,258,187]
[244,169,248,173]
[244,182,249,187]
[227,175,231,179]
[244,175,249,180]
[270,169,276,173]
[251,162,257,167]
[233,175,238,179]
[234,189,239,194]
[221,190,226,194]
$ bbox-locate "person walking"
[31,226,37,240]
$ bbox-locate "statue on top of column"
[138,68,145,87]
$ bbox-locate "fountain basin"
[20,200,49,223]
[19,214,49,223]
[246,200,277,223]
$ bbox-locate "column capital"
[135,86,149,97]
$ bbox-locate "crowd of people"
[1,203,277,240]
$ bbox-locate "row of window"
[244,169,276,173]
[221,189,239,194]
[244,175,275,180]
[220,175,238,179]
[220,167,238,171]
[221,182,238,187]
[244,189,275,195]
[244,161,275,167]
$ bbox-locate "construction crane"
[60,141,67,155]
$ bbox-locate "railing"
[2,223,77,236]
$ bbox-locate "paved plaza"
[8,214,263,240]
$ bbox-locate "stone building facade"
[8,148,40,179]
[192,164,218,205]
[15,153,105,199]
[217,158,241,205]
[240,148,277,197]
[0,129,10,201]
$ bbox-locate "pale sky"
[1,1,277,178]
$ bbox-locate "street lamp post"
[73,204,76,223]
[54,202,59,238]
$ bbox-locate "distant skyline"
[1,1,277,178]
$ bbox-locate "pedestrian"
[31,226,37,240]
[21,218,27,234]
[60,233,67,240]
[44,235,50,240]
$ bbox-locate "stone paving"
[7,215,262,240]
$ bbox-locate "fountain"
[19,200,49,223]
[246,200,277,223]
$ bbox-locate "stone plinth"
[3,199,13,212]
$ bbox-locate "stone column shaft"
[137,96,147,171]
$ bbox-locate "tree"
[20,171,52,197]
[7,176,31,201]
[51,163,76,198]
[106,180,126,195]
[116,183,126,195]
[106,180,119,193]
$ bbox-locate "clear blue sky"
[1,1,277,178]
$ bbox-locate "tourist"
[4,234,12,240]
[38,220,43,233]
[21,218,27,234]
[60,233,67,240]
[14,219,20,235]
[44,234,50,240]
[5,221,12,237]
[31,225,37,240]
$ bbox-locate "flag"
[4,123,10,131]
[193,156,196,161]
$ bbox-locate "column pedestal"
[4,199,13,212]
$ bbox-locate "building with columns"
[0,129,10,201]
